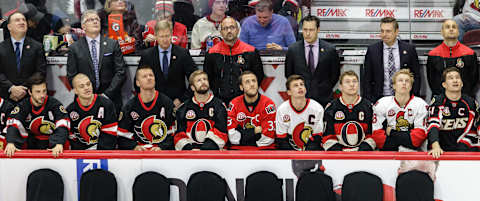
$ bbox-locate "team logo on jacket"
[29,116,55,135]
[237,55,245,64]
[338,121,365,147]
[395,111,411,131]
[237,112,246,121]
[75,116,102,145]
[442,107,451,116]
[291,122,313,151]
[456,58,464,68]
[189,118,213,143]
[186,110,196,119]
[134,115,168,143]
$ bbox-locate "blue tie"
[90,40,100,89]
[15,42,21,72]
[162,51,169,78]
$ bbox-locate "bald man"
[426,19,479,97]
[204,17,264,104]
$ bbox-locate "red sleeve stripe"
[101,122,118,136]
[7,118,28,138]
[427,123,440,132]
[117,127,134,139]
[276,133,287,138]
[55,118,70,129]
[321,134,337,144]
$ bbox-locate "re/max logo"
[414,9,444,18]
[365,9,396,17]
[317,8,348,17]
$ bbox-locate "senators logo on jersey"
[29,116,55,136]
[395,111,411,131]
[189,118,213,143]
[338,121,366,147]
[290,122,313,151]
[74,116,102,145]
[134,115,168,144]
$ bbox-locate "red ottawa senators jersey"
[6,96,70,149]
[227,94,276,150]
[117,91,175,150]
[174,93,228,150]
[428,94,480,151]
[67,95,117,150]
[0,97,14,150]
[321,96,376,151]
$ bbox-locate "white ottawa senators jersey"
[227,94,276,150]
[276,99,324,150]
[67,95,118,150]
[372,95,428,150]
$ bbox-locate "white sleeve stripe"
[256,134,274,147]
[117,130,134,139]
[55,119,70,129]
[228,129,241,145]
[206,131,226,149]
[8,119,28,138]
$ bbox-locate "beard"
[196,85,209,94]
[245,90,258,98]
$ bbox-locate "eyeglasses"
[221,26,237,31]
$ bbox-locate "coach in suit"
[0,12,46,101]
[363,17,420,102]
[67,10,126,111]
[285,15,340,107]
[138,19,196,108]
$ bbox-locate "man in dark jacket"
[204,17,264,104]
[285,15,340,106]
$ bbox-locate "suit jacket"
[0,37,46,99]
[363,40,421,102]
[67,36,126,109]
[138,45,196,101]
[285,39,340,106]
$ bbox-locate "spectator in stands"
[427,19,478,98]
[191,0,229,50]
[98,0,144,50]
[67,73,118,150]
[227,71,276,150]
[453,0,480,42]
[67,10,127,112]
[428,67,479,158]
[173,0,199,31]
[117,65,175,151]
[277,0,299,38]
[285,15,339,107]
[139,19,196,108]
[204,17,264,104]
[226,0,254,22]
[240,0,296,50]
[19,3,67,43]
[174,70,228,150]
[363,17,421,103]
[372,69,428,151]
[314,71,376,151]
[0,12,46,102]
[4,72,69,157]
[143,0,188,48]
[276,75,324,150]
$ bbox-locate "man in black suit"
[0,12,46,102]
[363,17,421,102]
[138,19,196,108]
[67,10,126,111]
[285,15,340,107]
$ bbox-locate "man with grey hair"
[67,10,126,112]
[139,19,196,108]
[239,0,295,50]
